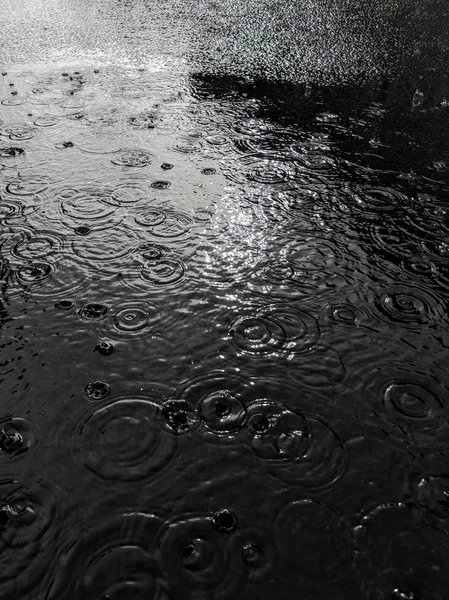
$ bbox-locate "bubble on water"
[158,399,199,436]
[84,380,110,401]
[201,167,216,175]
[79,302,110,320]
[45,512,163,600]
[151,180,171,189]
[211,509,237,534]
[54,299,75,310]
[0,146,25,159]
[74,226,91,236]
[77,398,177,481]
[94,340,114,356]
[161,163,174,170]
[111,148,154,168]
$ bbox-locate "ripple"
[157,514,240,599]
[111,148,153,168]
[247,407,346,489]
[98,180,149,206]
[322,302,365,327]
[0,417,33,461]
[141,257,187,286]
[46,512,163,600]
[44,185,123,230]
[75,131,123,155]
[416,475,449,533]
[1,97,25,106]
[4,125,35,141]
[274,500,353,583]
[421,240,449,263]
[371,225,420,259]
[9,256,90,300]
[0,480,60,597]
[111,302,159,339]
[246,160,293,185]
[246,400,308,460]
[229,305,320,356]
[363,561,444,600]
[345,185,406,215]
[0,199,25,223]
[6,176,49,196]
[226,526,277,583]
[71,229,137,275]
[33,115,58,127]
[372,284,445,330]
[199,391,247,434]
[2,230,63,262]
[134,209,192,239]
[364,365,448,444]
[128,110,160,129]
[172,139,203,153]
[15,261,53,285]
[77,399,177,481]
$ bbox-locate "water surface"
[1,1,449,598]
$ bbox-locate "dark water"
[1,0,449,598]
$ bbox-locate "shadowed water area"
[1,0,449,598]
